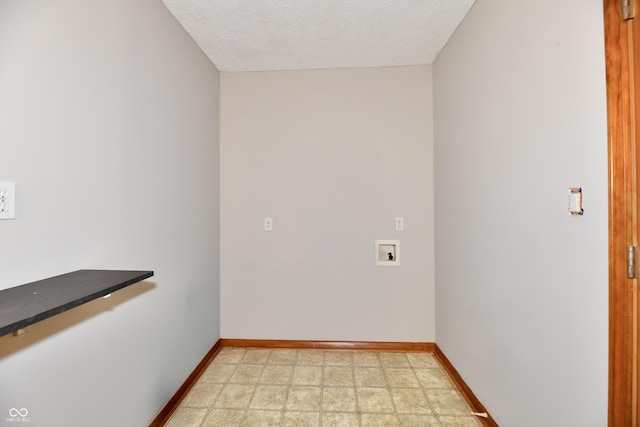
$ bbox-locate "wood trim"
[220,338,434,352]
[434,345,498,427]
[632,0,640,421]
[148,339,223,427]
[605,0,638,424]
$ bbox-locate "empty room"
[0,0,610,426]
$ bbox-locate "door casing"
[606,0,640,425]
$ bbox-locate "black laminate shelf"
[0,269,153,337]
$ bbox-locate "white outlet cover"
[264,217,273,231]
[0,181,16,220]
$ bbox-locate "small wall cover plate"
[569,187,583,216]
[0,181,16,220]
[375,240,400,266]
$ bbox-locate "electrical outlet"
[395,217,404,231]
[0,182,16,220]
[264,217,273,231]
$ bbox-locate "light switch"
[0,182,16,220]
[569,187,583,216]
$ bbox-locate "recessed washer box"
[375,240,399,266]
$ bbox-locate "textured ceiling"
[161,0,476,72]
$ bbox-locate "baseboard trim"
[220,338,435,352]
[148,339,222,427]
[434,344,499,427]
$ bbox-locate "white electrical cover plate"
[0,182,16,220]
[569,187,583,216]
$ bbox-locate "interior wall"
[220,66,434,342]
[0,0,220,426]
[433,1,608,426]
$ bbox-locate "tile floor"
[165,347,484,427]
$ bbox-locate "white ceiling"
[161,0,476,72]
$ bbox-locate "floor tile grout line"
[387,351,402,424]
[319,350,325,424]
[198,348,244,427]
[229,351,250,426]
[382,351,404,425]
[409,355,438,419]
[351,353,362,427]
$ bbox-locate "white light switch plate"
[568,187,583,215]
[0,181,16,219]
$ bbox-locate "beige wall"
[434,0,608,425]
[0,0,220,425]
[221,66,435,341]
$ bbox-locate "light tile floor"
[165,348,484,427]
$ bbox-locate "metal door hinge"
[623,0,635,20]
[628,246,639,278]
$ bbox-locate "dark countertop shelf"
[0,269,154,337]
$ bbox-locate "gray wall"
[220,66,435,342]
[0,0,611,424]
[433,0,608,425]
[0,0,220,426]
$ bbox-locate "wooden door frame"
[606,0,640,425]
